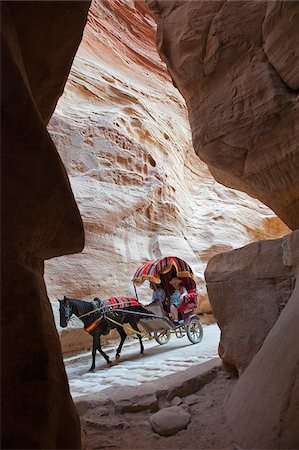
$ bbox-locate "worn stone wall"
[45,1,289,355]
[205,235,296,374]
[147,0,299,230]
[147,1,299,448]
[1,2,90,448]
[225,230,299,449]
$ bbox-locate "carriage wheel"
[186,317,203,344]
[154,330,171,345]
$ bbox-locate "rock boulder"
[150,406,191,436]
[205,234,296,373]
[225,230,299,449]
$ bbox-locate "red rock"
[1,2,89,448]
[147,0,299,230]
[225,230,299,449]
[263,1,299,90]
[205,234,296,374]
[45,0,289,350]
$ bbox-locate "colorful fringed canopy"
[132,256,195,286]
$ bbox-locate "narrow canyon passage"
[2,1,298,449]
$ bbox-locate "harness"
[83,297,143,334]
[85,317,103,333]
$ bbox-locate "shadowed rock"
[205,235,295,373]
[1,2,90,448]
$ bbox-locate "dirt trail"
[81,369,237,450]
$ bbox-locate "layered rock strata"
[147,1,299,448]
[45,0,289,355]
[147,0,299,230]
[1,2,90,448]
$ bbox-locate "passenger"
[150,282,166,305]
[169,277,187,326]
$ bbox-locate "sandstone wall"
[45,1,289,353]
[1,2,90,448]
[225,230,299,449]
[205,235,296,374]
[147,1,299,448]
[147,0,299,230]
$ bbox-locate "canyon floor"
[81,369,237,450]
[66,324,220,398]
[65,325,240,449]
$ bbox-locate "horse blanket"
[85,297,144,333]
[98,297,141,314]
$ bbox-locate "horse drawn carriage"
[59,256,203,370]
[133,256,203,345]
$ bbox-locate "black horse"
[58,296,149,372]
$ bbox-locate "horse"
[58,296,150,372]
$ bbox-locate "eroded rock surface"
[147,0,299,230]
[263,1,299,90]
[205,235,296,373]
[147,1,299,447]
[1,2,89,448]
[45,0,289,353]
[225,230,299,449]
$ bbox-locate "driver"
[150,281,166,305]
[169,277,187,326]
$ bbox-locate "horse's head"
[58,296,73,328]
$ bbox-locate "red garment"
[178,290,197,312]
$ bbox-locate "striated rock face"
[225,230,299,449]
[1,2,89,448]
[147,0,299,230]
[45,1,289,350]
[263,1,299,90]
[205,236,296,374]
[147,1,299,447]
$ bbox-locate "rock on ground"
[80,368,238,449]
[150,406,191,436]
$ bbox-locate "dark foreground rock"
[225,230,299,449]
[1,2,89,448]
[78,362,238,449]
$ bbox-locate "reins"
[75,305,158,320]
[105,315,144,336]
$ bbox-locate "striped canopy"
[132,256,195,286]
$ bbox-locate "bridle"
[64,300,72,323]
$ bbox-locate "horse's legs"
[115,326,127,359]
[97,337,111,365]
[129,317,144,354]
[89,334,97,372]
